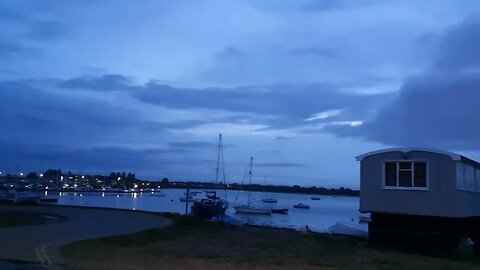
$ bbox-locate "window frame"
[382,160,429,191]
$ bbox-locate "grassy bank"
[61,216,480,270]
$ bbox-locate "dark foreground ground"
[0,205,170,266]
[61,216,480,270]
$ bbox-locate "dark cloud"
[59,74,133,91]
[28,20,70,40]
[327,19,480,150]
[0,5,24,22]
[275,136,293,140]
[0,80,165,147]
[168,141,218,149]
[0,39,24,56]
[56,74,392,130]
[255,162,306,168]
[0,144,192,176]
[136,81,392,128]
[434,19,480,71]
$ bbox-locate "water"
[48,189,366,233]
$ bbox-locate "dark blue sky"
[1,0,479,187]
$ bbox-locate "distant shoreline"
[161,182,360,197]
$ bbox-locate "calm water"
[47,189,366,232]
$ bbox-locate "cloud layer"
[327,18,480,150]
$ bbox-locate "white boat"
[234,157,271,215]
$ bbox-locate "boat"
[358,213,371,223]
[191,193,228,219]
[261,198,278,203]
[206,193,218,199]
[234,157,271,215]
[271,208,289,214]
[191,134,229,219]
[234,205,271,215]
[311,197,321,200]
[293,203,310,209]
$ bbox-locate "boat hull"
[293,203,310,209]
[191,200,228,219]
[271,208,288,214]
[234,206,271,215]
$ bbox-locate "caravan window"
[384,161,428,189]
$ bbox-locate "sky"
[1,0,480,188]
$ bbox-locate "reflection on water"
[49,189,366,232]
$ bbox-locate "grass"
[0,210,65,228]
[61,216,480,270]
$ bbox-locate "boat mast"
[215,133,227,200]
[215,133,221,183]
[248,156,253,207]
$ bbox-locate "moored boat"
[234,157,271,215]
[293,203,310,209]
[271,208,288,214]
[191,134,229,219]
[192,197,228,219]
[234,205,271,215]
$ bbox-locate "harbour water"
[49,189,366,233]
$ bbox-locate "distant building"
[356,148,480,248]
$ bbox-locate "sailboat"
[234,157,271,215]
[191,134,229,219]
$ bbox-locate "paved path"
[0,205,171,267]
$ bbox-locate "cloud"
[0,39,25,57]
[28,20,70,40]
[168,141,218,149]
[0,5,24,23]
[0,80,167,148]
[55,74,393,130]
[0,144,192,175]
[255,162,306,168]
[59,74,133,91]
[327,18,480,150]
[136,81,392,129]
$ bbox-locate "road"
[0,205,171,268]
